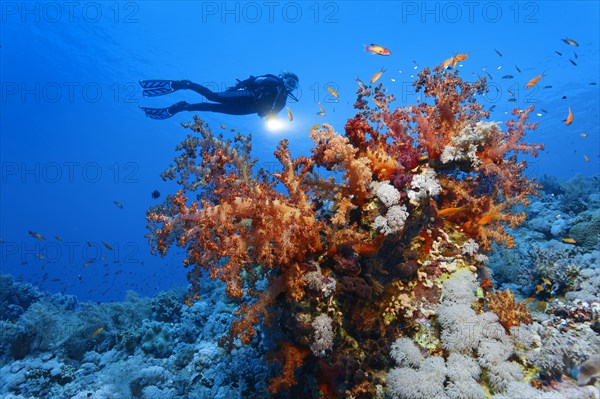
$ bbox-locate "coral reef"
[0,277,268,399]
[145,65,553,397]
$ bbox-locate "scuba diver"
[139,72,299,120]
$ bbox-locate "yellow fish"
[584,155,590,162]
[28,231,46,241]
[372,98,384,108]
[535,284,545,294]
[92,327,104,337]
[561,237,576,244]
[370,68,386,84]
[580,133,587,137]
[286,107,293,121]
[326,86,339,98]
[317,103,326,116]
[309,124,321,132]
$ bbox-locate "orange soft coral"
[147,118,324,344]
[310,124,373,205]
[486,289,533,333]
[410,66,488,159]
[268,341,310,393]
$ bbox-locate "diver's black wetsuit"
[139,73,296,120]
[177,75,287,116]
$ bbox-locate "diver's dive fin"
[139,80,176,97]
[139,106,174,120]
[140,101,188,120]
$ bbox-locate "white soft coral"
[407,167,441,202]
[374,205,409,235]
[371,182,409,235]
[373,182,402,207]
[440,121,500,168]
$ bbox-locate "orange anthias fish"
[438,204,469,218]
[442,58,454,69]
[477,212,505,226]
[443,54,469,69]
[526,73,544,89]
[370,68,386,84]
[451,53,469,68]
[326,86,339,98]
[364,44,391,56]
[565,106,573,125]
[372,98,384,108]
[286,106,293,121]
[561,238,576,244]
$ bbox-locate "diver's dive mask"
[280,71,299,101]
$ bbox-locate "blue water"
[1,1,599,302]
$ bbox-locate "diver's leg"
[184,102,257,115]
[170,81,216,98]
[171,81,255,105]
[141,101,258,119]
[140,80,220,99]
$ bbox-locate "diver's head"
[280,71,299,92]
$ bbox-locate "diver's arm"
[267,86,288,115]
